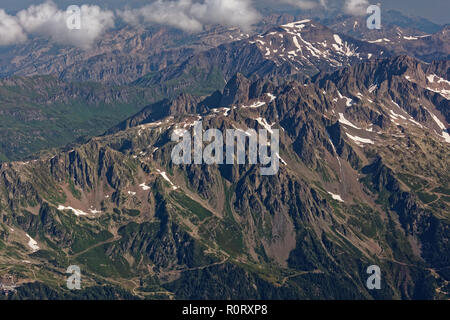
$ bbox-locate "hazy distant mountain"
[0,25,252,85]
[322,17,449,62]
[132,20,388,96]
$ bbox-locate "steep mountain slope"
[0,56,448,299]
[0,19,401,164]
[249,20,386,73]
[260,13,449,63]
[259,8,442,35]
[133,19,388,96]
[0,25,251,85]
[323,17,449,63]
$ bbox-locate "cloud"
[279,0,370,15]
[0,1,114,49]
[344,0,369,16]
[0,0,370,48]
[119,0,203,32]
[119,0,260,32]
[0,0,261,47]
[17,1,115,49]
[278,0,327,10]
[0,10,27,46]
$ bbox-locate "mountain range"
[0,11,449,300]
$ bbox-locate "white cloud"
[119,0,260,32]
[119,0,203,32]
[0,9,27,45]
[1,0,262,47]
[0,1,114,49]
[344,0,369,16]
[0,0,370,48]
[17,1,115,49]
[279,0,327,10]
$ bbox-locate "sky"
[376,0,449,24]
[0,0,448,48]
[1,0,449,24]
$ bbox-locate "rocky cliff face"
[0,55,448,299]
[133,19,389,95]
[0,25,251,85]
[1,17,447,165]
[326,16,449,63]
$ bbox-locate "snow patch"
[339,113,361,130]
[282,20,310,28]
[389,102,407,120]
[333,34,343,46]
[26,234,40,252]
[328,192,344,203]
[140,183,150,191]
[409,118,423,128]
[276,153,287,166]
[267,93,276,102]
[337,91,353,106]
[157,170,178,190]
[292,36,302,50]
[426,87,450,99]
[256,118,275,134]
[368,84,377,93]
[242,101,266,109]
[58,205,88,217]
[140,121,162,129]
[346,133,375,145]
[426,109,450,143]
[435,75,450,86]
[368,38,390,43]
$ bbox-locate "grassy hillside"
[0,76,156,161]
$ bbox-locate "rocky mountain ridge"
[0,55,448,299]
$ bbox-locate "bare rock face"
[0,54,448,299]
[131,19,390,101]
[220,73,252,106]
[0,10,449,300]
[0,25,251,85]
